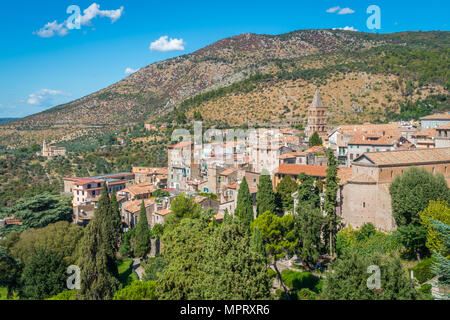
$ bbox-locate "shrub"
[410,257,434,284]
[113,281,157,300]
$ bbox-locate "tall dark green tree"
[308,132,323,147]
[78,185,120,300]
[295,204,324,269]
[250,227,266,259]
[111,193,123,237]
[134,201,151,258]
[234,177,254,225]
[324,148,340,256]
[256,174,276,216]
[276,175,298,213]
[296,173,320,209]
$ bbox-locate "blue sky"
[0,0,448,118]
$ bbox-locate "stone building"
[436,124,450,148]
[341,148,450,231]
[420,113,450,129]
[305,88,328,140]
[38,140,66,159]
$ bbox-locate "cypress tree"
[256,174,276,216]
[234,177,254,225]
[110,193,123,245]
[324,148,340,256]
[78,184,120,300]
[276,175,298,213]
[250,227,266,259]
[134,201,151,258]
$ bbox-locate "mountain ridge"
[1,29,449,147]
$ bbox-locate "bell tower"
[306,88,328,139]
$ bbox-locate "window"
[363,202,366,208]
[366,148,370,152]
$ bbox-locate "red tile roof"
[276,164,328,177]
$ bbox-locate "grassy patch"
[117,258,138,286]
[0,287,8,300]
[281,270,322,293]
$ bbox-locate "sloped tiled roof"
[276,164,328,177]
[356,148,450,166]
[348,134,395,146]
[122,198,155,214]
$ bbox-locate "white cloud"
[34,3,124,38]
[27,89,68,106]
[333,26,358,32]
[326,6,340,13]
[79,3,124,26]
[338,7,355,15]
[34,21,68,38]
[125,67,137,75]
[150,36,186,52]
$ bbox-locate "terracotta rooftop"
[279,152,301,160]
[168,141,194,149]
[436,123,450,130]
[414,128,436,138]
[120,183,156,197]
[276,164,328,177]
[355,148,450,166]
[348,134,395,146]
[219,168,237,176]
[122,198,155,214]
[155,208,171,216]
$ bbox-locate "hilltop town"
[52,89,450,234]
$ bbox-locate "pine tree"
[96,184,119,259]
[308,132,323,147]
[234,177,254,225]
[134,200,151,258]
[256,174,276,216]
[78,187,120,300]
[324,148,340,256]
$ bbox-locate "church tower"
[42,140,48,157]
[306,88,328,139]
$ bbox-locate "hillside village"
[39,88,450,237]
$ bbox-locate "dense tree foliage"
[390,167,449,258]
[324,148,340,256]
[0,193,72,237]
[234,177,254,225]
[322,248,420,300]
[276,175,298,213]
[294,204,324,269]
[308,132,323,147]
[113,281,157,300]
[134,201,151,258]
[430,220,450,298]
[419,200,450,254]
[20,248,67,300]
[256,174,276,216]
[7,221,83,266]
[200,218,271,299]
[77,187,120,300]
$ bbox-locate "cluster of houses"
[62,89,450,233]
